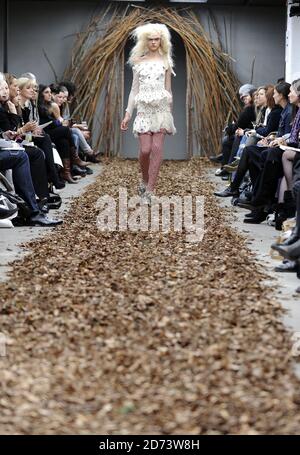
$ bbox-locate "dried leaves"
[0,158,300,434]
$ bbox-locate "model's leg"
[138,133,152,184]
[147,132,165,192]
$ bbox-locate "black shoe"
[11,216,28,227]
[29,212,63,227]
[274,260,297,273]
[47,201,62,210]
[214,187,239,197]
[245,210,259,218]
[271,232,300,249]
[85,166,93,175]
[237,201,265,211]
[221,175,229,181]
[47,193,62,210]
[53,180,65,190]
[40,204,49,214]
[243,211,267,224]
[37,197,49,214]
[72,164,87,176]
[209,154,223,163]
[48,192,61,203]
[271,238,300,260]
[215,168,229,177]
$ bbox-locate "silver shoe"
[141,190,154,206]
[137,181,146,196]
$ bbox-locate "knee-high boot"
[61,158,78,184]
[70,146,88,167]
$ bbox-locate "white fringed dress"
[125,59,176,137]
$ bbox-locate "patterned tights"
[138,131,166,192]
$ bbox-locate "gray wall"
[1,2,286,158]
[0,1,99,83]
[1,3,286,86]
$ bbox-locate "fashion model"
[121,23,176,205]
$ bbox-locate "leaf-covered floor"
[1,158,300,434]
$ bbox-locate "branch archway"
[64,4,241,158]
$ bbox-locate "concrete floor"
[0,163,103,282]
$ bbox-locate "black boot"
[271,238,300,260]
[214,186,239,197]
[275,203,287,231]
[72,164,87,177]
[283,190,296,218]
[271,227,300,248]
[243,210,267,224]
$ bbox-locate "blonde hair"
[128,23,175,75]
[17,77,34,91]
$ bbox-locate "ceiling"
[7,0,286,5]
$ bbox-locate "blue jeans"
[0,149,39,214]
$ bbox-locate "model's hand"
[121,113,131,131]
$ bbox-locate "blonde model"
[121,23,176,205]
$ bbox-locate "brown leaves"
[1,157,300,434]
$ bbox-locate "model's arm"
[165,68,173,110]
[125,67,139,119]
[121,66,139,131]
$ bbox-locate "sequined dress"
[125,59,176,137]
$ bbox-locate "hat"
[239,84,256,97]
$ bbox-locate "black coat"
[0,104,22,132]
[226,105,256,136]
[256,106,283,137]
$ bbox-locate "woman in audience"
[214,84,257,176]
[38,84,86,183]
[0,78,51,208]
[271,81,300,256]
[17,77,65,189]
[0,125,62,227]
[269,83,294,227]
[214,84,285,211]
[51,84,101,163]
[235,81,299,222]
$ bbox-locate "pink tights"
[138,132,166,192]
